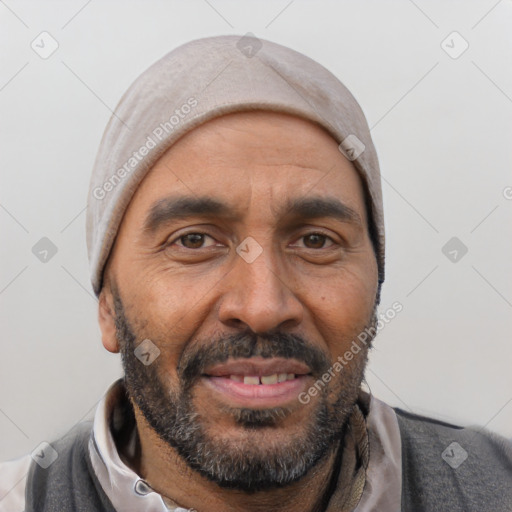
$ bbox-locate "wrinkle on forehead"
[123,111,369,239]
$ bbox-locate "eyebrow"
[143,197,233,233]
[283,197,362,226]
[143,195,362,234]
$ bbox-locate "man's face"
[102,111,379,491]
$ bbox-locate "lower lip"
[202,375,310,408]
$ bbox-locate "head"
[97,110,379,491]
[87,35,385,493]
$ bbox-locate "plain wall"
[1,0,511,462]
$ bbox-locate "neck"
[125,408,343,512]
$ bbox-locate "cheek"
[127,254,226,315]
[306,267,377,360]
[115,288,180,370]
[120,271,219,375]
[121,260,197,322]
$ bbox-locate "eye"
[172,233,218,249]
[296,233,336,249]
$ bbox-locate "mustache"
[178,330,331,387]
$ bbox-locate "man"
[1,35,511,512]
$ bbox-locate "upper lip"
[203,357,311,377]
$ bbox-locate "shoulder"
[25,421,94,492]
[0,454,32,512]
[395,406,512,464]
[394,407,512,511]
[0,422,94,512]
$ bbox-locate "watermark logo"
[442,237,468,263]
[237,33,262,58]
[339,134,365,161]
[32,237,58,263]
[134,338,161,366]
[31,441,58,469]
[236,237,263,263]
[442,441,468,469]
[31,31,59,59]
[441,31,469,60]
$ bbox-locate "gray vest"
[25,408,512,511]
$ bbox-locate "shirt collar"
[88,378,189,512]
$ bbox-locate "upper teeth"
[230,374,296,385]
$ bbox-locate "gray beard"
[113,289,375,492]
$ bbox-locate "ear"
[98,287,119,353]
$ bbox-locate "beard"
[113,287,376,493]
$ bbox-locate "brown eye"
[303,234,331,249]
[177,233,209,249]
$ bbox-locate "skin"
[98,111,379,512]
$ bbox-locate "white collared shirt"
[0,379,402,512]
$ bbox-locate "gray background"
[1,0,511,462]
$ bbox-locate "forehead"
[126,111,368,225]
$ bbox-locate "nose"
[217,245,304,334]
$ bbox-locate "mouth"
[201,357,312,408]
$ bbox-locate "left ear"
[98,287,119,353]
